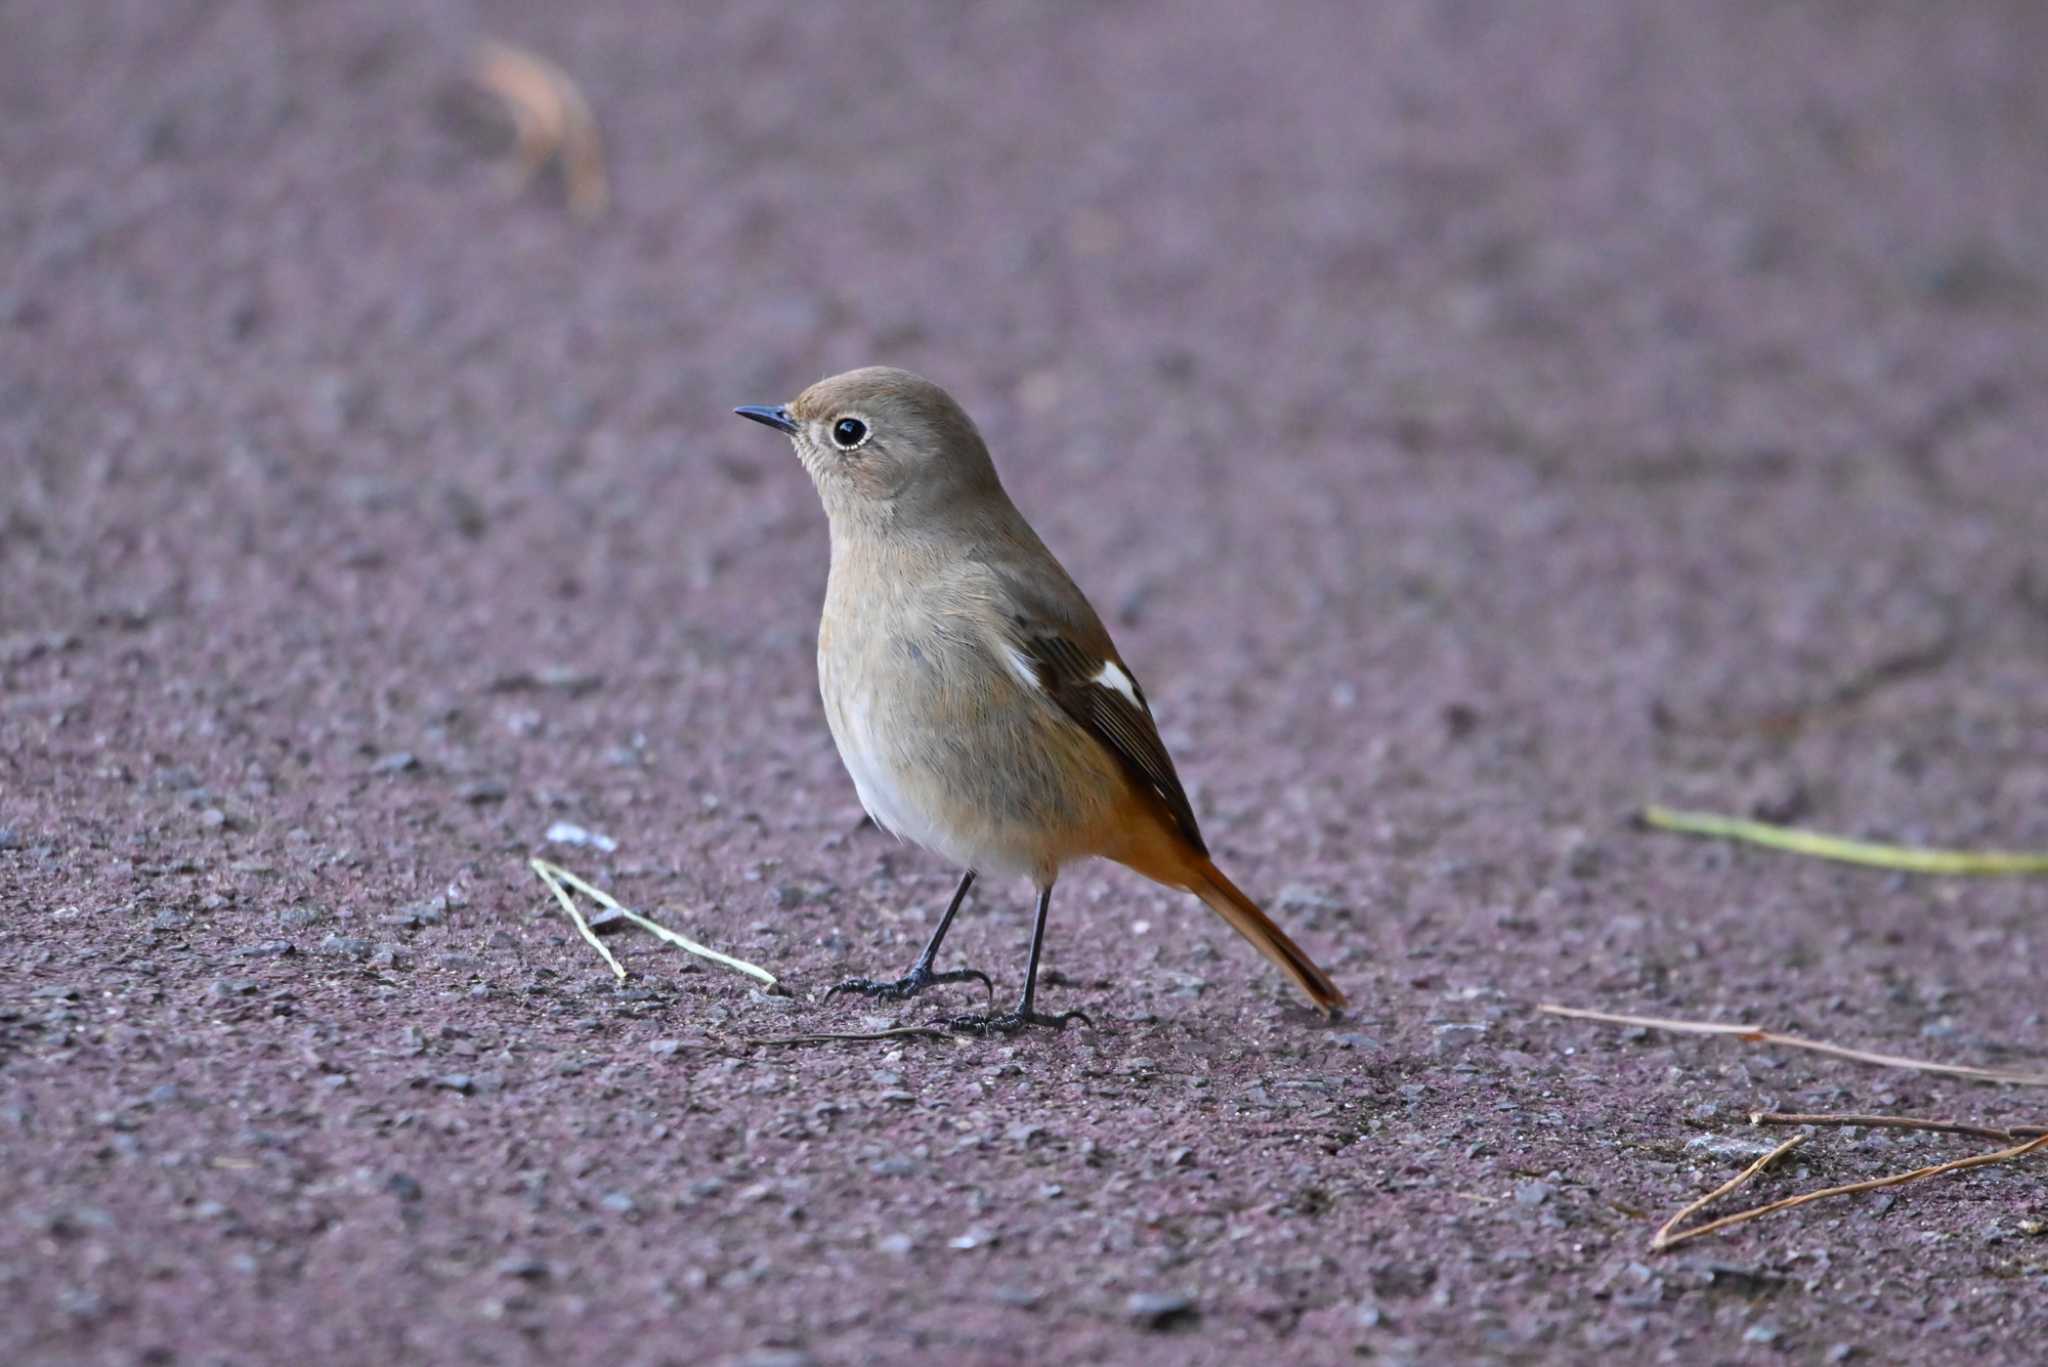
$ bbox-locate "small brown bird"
[737,367,1344,1031]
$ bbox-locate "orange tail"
[1191,858,1346,1014]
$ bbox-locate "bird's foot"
[825,963,992,1004]
[944,1007,1093,1035]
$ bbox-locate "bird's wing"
[978,563,1208,856]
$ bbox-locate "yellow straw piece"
[528,858,781,989]
[1641,805,2048,875]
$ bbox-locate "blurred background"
[3,2,2046,1362]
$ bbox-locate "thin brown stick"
[743,1025,960,1047]
[1653,1132,2048,1252]
[1652,1135,1806,1250]
[1750,1111,2048,1143]
[1538,1003,2048,1087]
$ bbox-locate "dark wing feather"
[1018,633,1208,856]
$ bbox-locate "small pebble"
[732,1351,816,1367]
[1686,1134,1782,1162]
[544,821,617,852]
[318,934,372,959]
[391,898,446,928]
[1126,1292,1197,1330]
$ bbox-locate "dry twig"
[472,39,610,219]
[1641,804,2048,875]
[1652,1135,1806,1251]
[1537,1003,2048,1087]
[1750,1111,2048,1143]
[1653,1132,2048,1252]
[744,1025,960,1047]
[529,858,779,989]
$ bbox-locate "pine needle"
[1652,1135,1806,1251]
[1653,1132,2048,1252]
[1750,1111,2048,1143]
[1641,805,2048,875]
[1537,1004,2048,1087]
[744,1025,962,1047]
[529,858,779,989]
[531,858,626,981]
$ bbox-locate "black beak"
[734,404,798,435]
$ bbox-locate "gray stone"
[1125,1292,1197,1329]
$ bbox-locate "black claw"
[944,1008,1093,1035]
[825,964,992,1004]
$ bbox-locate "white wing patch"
[1002,643,1043,691]
[1091,659,1142,708]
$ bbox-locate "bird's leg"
[947,881,1092,1034]
[826,870,992,1003]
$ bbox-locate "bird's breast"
[815,567,1128,880]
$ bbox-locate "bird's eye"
[831,417,869,450]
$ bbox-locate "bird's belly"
[833,694,943,848]
[823,676,1115,882]
[830,690,1028,876]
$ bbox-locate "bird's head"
[736,366,1003,526]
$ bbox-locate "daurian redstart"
[737,368,1343,1031]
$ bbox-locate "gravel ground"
[4,2,2047,1363]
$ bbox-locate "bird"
[735,367,1344,1031]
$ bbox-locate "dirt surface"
[5,2,2048,1363]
